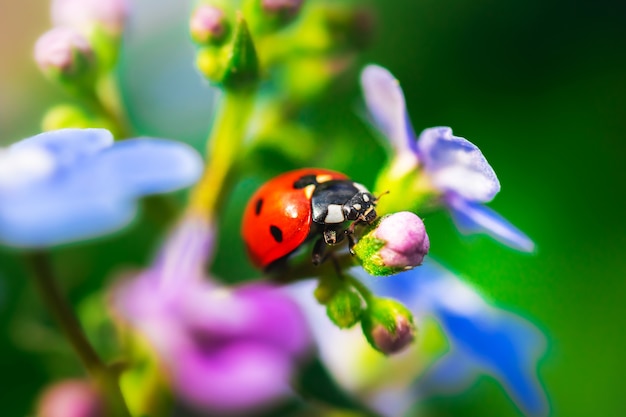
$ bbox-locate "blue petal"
[0,132,203,247]
[414,350,480,395]
[417,127,500,203]
[430,302,549,417]
[92,138,203,196]
[11,128,113,168]
[363,260,549,417]
[0,185,135,247]
[447,194,536,252]
[360,65,418,153]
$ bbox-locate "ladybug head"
[344,191,377,224]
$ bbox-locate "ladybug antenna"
[374,190,390,203]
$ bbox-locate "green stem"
[346,274,374,304]
[187,89,257,221]
[268,251,356,284]
[26,251,131,417]
[96,73,133,138]
[80,73,132,139]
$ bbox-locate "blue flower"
[0,128,202,247]
[360,64,534,252]
[366,261,549,417]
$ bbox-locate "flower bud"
[37,379,104,417]
[190,5,229,45]
[51,0,129,37]
[42,105,118,136]
[34,27,95,83]
[245,0,304,34]
[196,13,259,90]
[262,0,304,18]
[361,298,415,355]
[354,212,430,276]
[325,286,363,329]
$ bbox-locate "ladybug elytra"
[242,168,378,269]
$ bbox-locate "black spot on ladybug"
[254,198,263,215]
[293,175,317,189]
[269,225,283,243]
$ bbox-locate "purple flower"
[361,65,534,252]
[0,128,202,247]
[51,0,129,36]
[111,217,312,414]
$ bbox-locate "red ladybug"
[242,168,378,269]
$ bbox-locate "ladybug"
[242,168,378,269]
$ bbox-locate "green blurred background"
[1,0,625,416]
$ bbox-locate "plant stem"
[27,251,131,417]
[100,72,133,137]
[346,274,374,304]
[187,89,256,221]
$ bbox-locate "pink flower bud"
[51,0,129,36]
[37,379,104,417]
[190,5,229,45]
[374,211,430,269]
[34,27,93,74]
[361,298,415,355]
[354,211,430,276]
[369,313,415,355]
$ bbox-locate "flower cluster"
[2,1,549,417]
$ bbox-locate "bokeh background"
[1,0,625,416]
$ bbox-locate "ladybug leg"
[313,225,346,266]
[312,237,327,266]
[345,229,356,255]
[323,226,345,246]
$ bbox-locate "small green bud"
[325,286,364,329]
[42,105,118,135]
[196,13,259,90]
[196,46,228,83]
[361,298,415,355]
[313,277,339,304]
